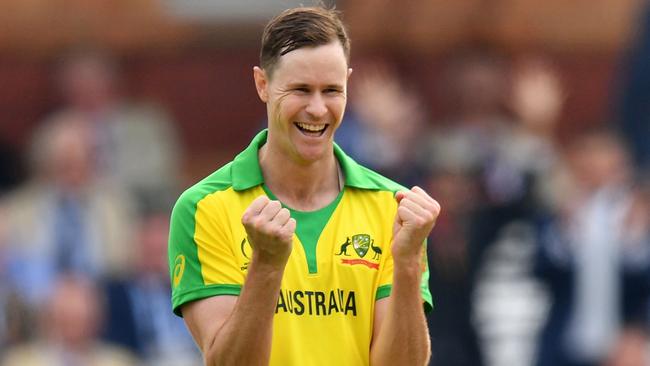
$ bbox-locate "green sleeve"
[375,240,433,313]
[168,188,242,317]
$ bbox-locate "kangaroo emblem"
[336,237,352,256]
[370,239,382,260]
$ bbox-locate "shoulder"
[171,162,235,218]
[342,164,405,218]
[353,164,406,194]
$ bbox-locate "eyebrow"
[286,82,344,90]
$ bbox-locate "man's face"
[256,41,350,164]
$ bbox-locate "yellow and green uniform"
[169,130,432,365]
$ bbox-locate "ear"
[253,66,269,103]
[347,68,353,79]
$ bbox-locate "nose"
[305,93,327,119]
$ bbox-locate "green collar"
[231,129,382,191]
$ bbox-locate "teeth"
[296,122,326,132]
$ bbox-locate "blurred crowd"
[341,47,650,365]
[0,18,650,366]
[337,47,650,366]
[0,50,199,366]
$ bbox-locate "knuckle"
[432,200,441,212]
[270,227,284,238]
[276,210,289,221]
[243,215,258,228]
[252,218,265,231]
[280,230,293,241]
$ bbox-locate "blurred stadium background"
[0,1,648,365]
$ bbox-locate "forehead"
[271,42,348,85]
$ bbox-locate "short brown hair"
[260,6,350,77]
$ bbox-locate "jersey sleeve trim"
[375,284,392,300]
[172,283,242,317]
[374,284,434,313]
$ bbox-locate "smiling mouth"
[295,122,328,137]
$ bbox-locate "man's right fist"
[241,195,296,266]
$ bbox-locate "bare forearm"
[371,259,430,366]
[205,258,284,366]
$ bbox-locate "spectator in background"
[423,52,565,366]
[50,49,182,213]
[421,51,528,221]
[0,274,138,366]
[424,165,484,366]
[0,113,135,326]
[103,211,200,365]
[507,56,563,212]
[534,128,650,366]
[420,51,511,366]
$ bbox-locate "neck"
[258,143,341,211]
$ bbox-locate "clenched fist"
[392,186,441,262]
[242,195,296,267]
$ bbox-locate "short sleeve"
[375,240,433,313]
[168,189,244,317]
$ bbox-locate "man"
[51,49,181,214]
[168,6,440,365]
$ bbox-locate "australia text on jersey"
[276,288,357,316]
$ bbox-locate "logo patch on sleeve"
[173,254,186,288]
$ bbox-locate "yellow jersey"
[169,130,432,365]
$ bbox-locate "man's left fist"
[392,186,441,261]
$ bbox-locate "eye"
[293,87,310,93]
[324,88,342,94]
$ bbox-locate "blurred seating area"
[0,1,649,365]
